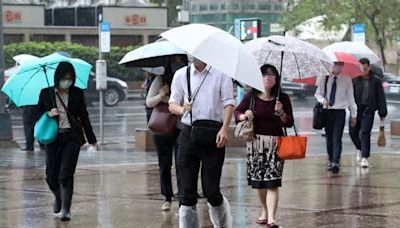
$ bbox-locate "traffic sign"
[352,24,365,44]
[100,22,110,53]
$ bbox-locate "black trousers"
[325,109,346,164]
[153,129,181,201]
[178,125,225,207]
[45,129,81,192]
[349,111,375,158]
[22,105,41,150]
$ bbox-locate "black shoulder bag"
[186,66,223,147]
[313,76,329,130]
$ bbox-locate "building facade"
[2,3,167,47]
[189,0,287,37]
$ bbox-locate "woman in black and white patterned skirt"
[234,64,294,228]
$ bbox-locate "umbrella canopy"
[160,23,264,92]
[119,40,187,67]
[323,41,380,64]
[245,36,333,81]
[142,66,165,75]
[1,53,92,107]
[323,50,363,78]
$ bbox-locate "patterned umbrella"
[245,35,333,82]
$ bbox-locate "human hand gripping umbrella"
[160,23,264,92]
[1,53,92,107]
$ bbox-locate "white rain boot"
[179,205,199,228]
[207,196,233,228]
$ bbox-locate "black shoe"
[331,163,339,174]
[60,186,73,221]
[52,189,62,213]
[21,147,34,151]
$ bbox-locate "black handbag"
[313,76,329,130]
[186,67,222,147]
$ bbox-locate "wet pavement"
[1,138,400,227]
[2,95,400,227]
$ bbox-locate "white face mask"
[59,79,73,89]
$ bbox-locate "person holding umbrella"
[169,57,235,228]
[37,62,98,221]
[350,58,387,168]
[315,62,358,173]
[234,64,294,227]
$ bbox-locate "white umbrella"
[13,54,39,66]
[160,23,264,92]
[245,36,333,81]
[119,40,186,67]
[323,41,380,64]
[142,66,165,75]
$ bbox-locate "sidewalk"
[1,141,400,227]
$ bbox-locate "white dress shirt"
[315,74,357,118]
[169,64,235,126]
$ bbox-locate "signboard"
[353,24,365,44]
[234,18,261,41]
[4,10,21,23]
[125,14,147,26]
[100,22,110,53]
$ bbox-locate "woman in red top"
[234,64,294,228]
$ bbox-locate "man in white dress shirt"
[169,58,235,228]
[315,62,358,174]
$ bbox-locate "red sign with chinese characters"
[125,14,147,26]
[4,10,22,23]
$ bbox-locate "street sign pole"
[0,0,14,144]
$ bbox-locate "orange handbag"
[278,125,307,160]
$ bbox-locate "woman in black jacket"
[37,61,98,221]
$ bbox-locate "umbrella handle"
[43,65,56,108]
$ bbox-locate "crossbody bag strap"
[186,66,211,125]
[55,91,82,128]
[186,66,193,125]
[323,75,329,98]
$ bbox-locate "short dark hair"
[359,58,370,66]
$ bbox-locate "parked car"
[382,72,400,99]
[84,72,128,106]
[281,79,317,98]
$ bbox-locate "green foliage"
[282,0,400,66]
[4,42,142,81]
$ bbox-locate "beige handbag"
[377,122,386,147]
[234,96,255,141]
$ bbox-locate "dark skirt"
[246,135,284,189]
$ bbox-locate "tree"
[282,0,400,68]
[149,0,182,26]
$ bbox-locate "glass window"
[221,3,226,10]
[199,4,208,11]
[243,3,255,11]
[210,4,218,11]
[274,3,283,11]
[259,3,271,11]
[230,3,239,10]
[192,4,198,12]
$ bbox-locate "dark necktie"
[329,76,337,106]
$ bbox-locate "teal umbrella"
[1,53,92,107]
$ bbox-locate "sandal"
[257,219,268,224]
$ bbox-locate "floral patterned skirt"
[246,134,284,189]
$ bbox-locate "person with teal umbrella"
[37,61,98,221]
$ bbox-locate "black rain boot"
[52,189,62,214]
[60,186,73,221]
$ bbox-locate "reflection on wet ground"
[1,146,400,227]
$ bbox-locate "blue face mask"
[171,63,186,74]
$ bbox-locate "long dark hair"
[251,64,281,98]
[54,61,76,88]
